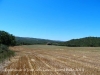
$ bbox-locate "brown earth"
[0,45,100,75]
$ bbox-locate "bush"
[0,44,9,51]
[0,44,15,63]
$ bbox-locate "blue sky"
[0,0,100,41]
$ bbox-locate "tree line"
[59,37,100,47]
[1,30,100,47]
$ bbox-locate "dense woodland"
[0,30,100,47]
[60,37,100,47]
[16,36,100,47]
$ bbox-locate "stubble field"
[0,45,100,75]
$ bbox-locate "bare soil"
[0,45,100,75]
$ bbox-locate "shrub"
[0,44,15,63]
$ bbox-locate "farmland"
[0,45,100,75]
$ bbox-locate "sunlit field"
[0,45,100,75]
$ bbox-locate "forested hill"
[15,36,100,47]
[15,37,62,45]
[64,37,100,47]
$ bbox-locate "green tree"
[0,31,16,46]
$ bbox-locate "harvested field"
[0,45,100,75]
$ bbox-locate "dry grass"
[0,45,100,75]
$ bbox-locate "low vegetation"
[0,44,15,63]
[0,30,15,63]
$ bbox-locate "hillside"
[15,37,62,45]
[15,36,100,47]
[64,37,100,47]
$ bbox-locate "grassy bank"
[0,44,15,63]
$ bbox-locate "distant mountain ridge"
[15,36,100,47]
[15,36,62,45]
